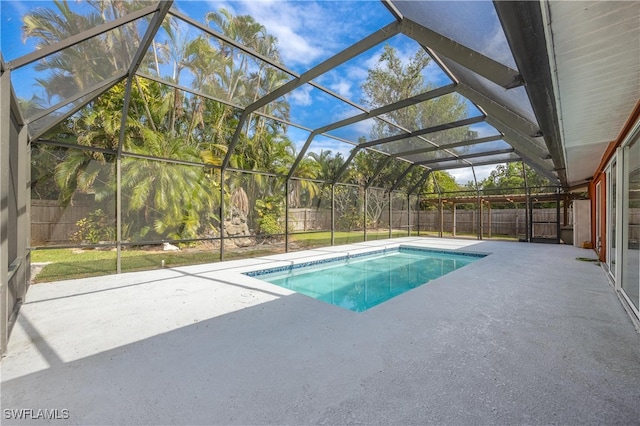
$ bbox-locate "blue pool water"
[246,247,484,312]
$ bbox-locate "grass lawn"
[31,246,280,283]
[31,230,504,282]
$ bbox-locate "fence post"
[439,197,443,238]
[488,201,492,239]
[331,185,335,246]
[478,200,483,240]
[452,203,457,236]
[417,198,420,236]
[285,179,289,252]
[388,191,392,239]
[407,194,411,236]
[364,188,368,242]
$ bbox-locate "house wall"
[594,100,640,322]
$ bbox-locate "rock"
[162,242,180,251]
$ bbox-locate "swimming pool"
[245,246,485,312]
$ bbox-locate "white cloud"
[307,137,354,160]
[288,85,313,106]
[447,168,477,186]
[235,1,330,67]
[447,163,499,186]
[329,80,352,98]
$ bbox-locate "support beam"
[416,148,515,166]
[358,116,485,149]
[332,146,362,185]
[0,66,10,356]
[321,84,457,134]
[494,1,567,188]
[429,157,522,171]
[16,115,29,301]
[399,19,523,89]
[485,116,559,183]
[392,134,503,158]
[364,156,393,190]
[407,170,431,196]
[286,131,320,180]
[457,83,541,140]
[114,1,172,274]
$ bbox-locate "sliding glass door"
[622,140,640,312]
[608,161,616,276]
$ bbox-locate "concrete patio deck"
[1,237,639,425]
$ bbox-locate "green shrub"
[70,209,114,243]
[255,196,285,235]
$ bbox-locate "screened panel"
[416,198,441,236]
[225,171,285,241]
[258,83,363,130]
[334,184,364,237]
[401,140,513,163]
[1,0,154,62]
[393,1,518,69]
[334,146,363,184]
[426,158,470,170]
[450,139,513,156]
[447,203,479,237]
[27,83,121,140]
[12,19,145,119]
[288,180,332,233]
[403,168,428,193]
[173,0,397,74]
[370,157,412,190]
[468,152,520,165]
[440,56,537,125]
[314,33,453,108]
[30,145,116,247]
[482,201,528,240]
[326,117,404,144]
[296,135,353,181]
[369,121,497,154]
[409,194,420,236]
[121,158,220,243]
[390,192,410,237]
[380,93,482,132]
[231,114,294,174]
[123,79,239,165]
[142,15,294,107]
[366,187,390,236]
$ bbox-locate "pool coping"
[243,244,488,278]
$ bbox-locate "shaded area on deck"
[1,238,639,425]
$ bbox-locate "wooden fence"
[31,200,102,244]
[39,203,640,244]
[288,207,570,238]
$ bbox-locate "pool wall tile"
[243,246,486,277]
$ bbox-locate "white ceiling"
[546,1,640,185]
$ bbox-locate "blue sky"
[1,0,513,184]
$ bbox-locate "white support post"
[452,203,457,237]
[0,69,10,356]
